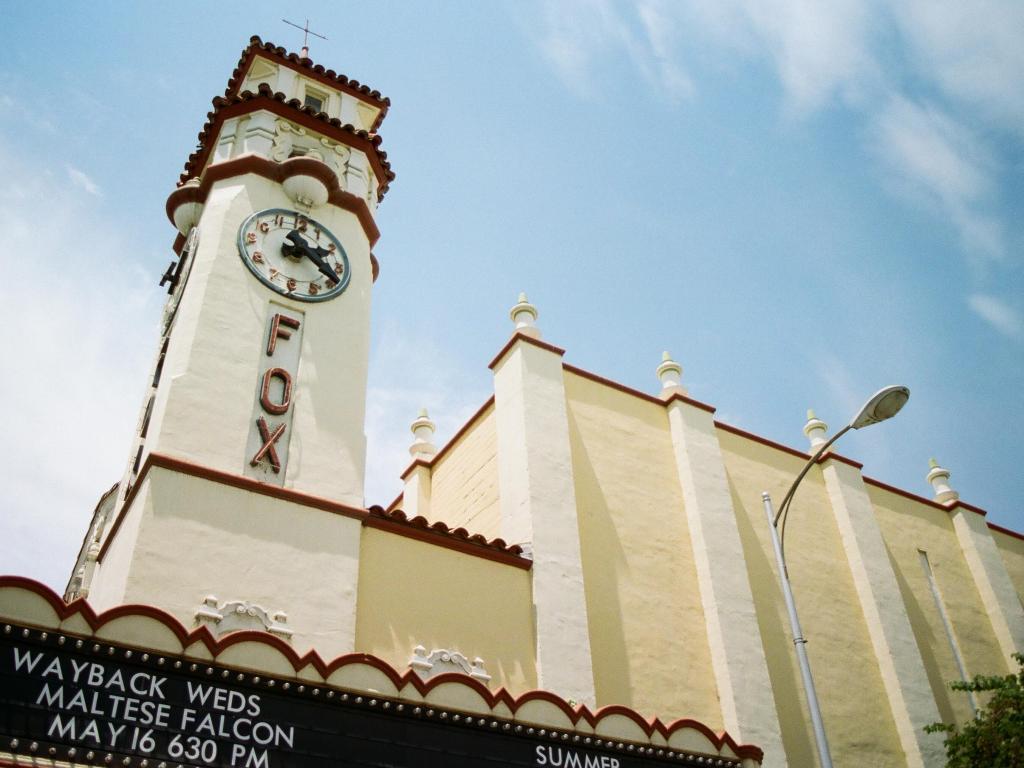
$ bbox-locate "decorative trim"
[166,155,381,247]
[179,85,394,198]
[816,452,864,470]
[409,645,492,684]
[988,521,1024,542]
[862,476,991,518]
[226,37,390,125]
[399,458,432,482]
[563,364,664,406]
[661,391,716,414]
[97,453,530,570]
[364,507,529,569]
[0,579,764,765]
[194,595,293,641]
[713,421,811,461]
[488,333,566,371]
[563,364,717,414]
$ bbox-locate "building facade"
[3,36,1023,768]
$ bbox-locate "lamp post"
[762,385,910,768]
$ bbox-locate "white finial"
[509,292,540,338]
[803,408,829,449]
[656,351,685,395]
[926,458,959,504]
[409,408,437,458]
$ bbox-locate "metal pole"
[762,491,834,768]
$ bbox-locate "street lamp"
[761,385,910,768]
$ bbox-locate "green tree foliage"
[925,653,1024,767]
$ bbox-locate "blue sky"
[1,1,1021,590]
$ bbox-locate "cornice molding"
[0,576,764,765]
[166,154,381,247]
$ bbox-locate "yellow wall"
[868,486,1008,723]
[355,527,536,694]
[428,405,501,538]
[992,526,1024,604]
[564,372,720,726]
[717,430,904,767]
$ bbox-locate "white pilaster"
[492,330,596,707]
[821,459,944,768]
[665,396,787,767]
[950,505,1024,662]
[402,465,431,520]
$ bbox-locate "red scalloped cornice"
[178,83,394,199]
[226,36,390,128]
[0,576,763,763]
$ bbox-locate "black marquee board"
[0,627,735,768]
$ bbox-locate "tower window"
[303,89,327,113]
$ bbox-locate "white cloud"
[526,0,1018,271]
[66,165,102,196]
[967,294,1023,340]
[534,0,693,100]
[871,95,1004,259]
[687,0,877,112]
[634,0,695,101]
[0,88,58,135]
[0,144,161,591]
[896,0,1024,137]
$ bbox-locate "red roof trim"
[226,37,390,119]
[488,333,566,370]
[432,395,497,466]
[399,457,432,482]
[862,476,950,512]
[0,576,763,763]
[988,521,1024,542]
[179,86,393,199]
[713,421,809,460]
[817,452,864,470]
[861,476,993,519]
[364,507,528,569]
[562,364,718,414]
[562,364,663,405]
[97,453,527,569]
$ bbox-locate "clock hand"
[305,245,341,285]
[282,230,341,284]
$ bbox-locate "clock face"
[237,209,351,302]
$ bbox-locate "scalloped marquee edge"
[0,576,762,765]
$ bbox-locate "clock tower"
[67,37,395,658]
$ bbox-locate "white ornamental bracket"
[408,645,492,685]
[193,595,294,641]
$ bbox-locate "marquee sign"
[1,627,739,768]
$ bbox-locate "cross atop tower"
[282,17,327,57]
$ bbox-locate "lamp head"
[850,385,910,429]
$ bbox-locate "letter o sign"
[260,367,293,415]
